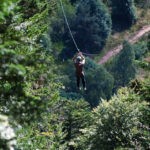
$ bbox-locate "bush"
[80,88,149,150]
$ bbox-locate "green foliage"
[0,0,17,22]
[129,78,150,148]
[53,0,111,59]
[1,0,150,149]
[130,78,150,103]
[61,58,114,107]
[50,0,75,43]
[17,99,92,150]
[0,0,60,124]
[0,46,58,124]
[73,0,112,53]
[84,58,114,107]
[0,0,18,34]
[80,88,149,150]
[139,78,150,102]
[111,0,137,30]
[17,117,67,149]
[133,41,148,60]
[135,59,150,71]
[110,41,136,91]
[59,100,92,149]
[50,0,77,59]
[18,0,48,19]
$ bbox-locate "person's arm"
[81,57,85,64]
[79,52,85,64]
[73,52,82,62]
[72,52,85,64]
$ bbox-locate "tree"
[84,58,114,107]
[0,0,59,124]
[65,0,111,55]
[17,111,67,150]
[111,0,137,29]
[50,0,76,59]
[75,0,111,53]
[111,41,136,91]
[17,99,92,150]
[60,100,92,149]
[79,88,149,150]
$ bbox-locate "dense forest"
[0,0,150,149]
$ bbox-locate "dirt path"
[98,25,150,64]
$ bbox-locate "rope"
[58,0,80,52]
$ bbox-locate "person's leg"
[81,74,86,89]
[76,75,80,88]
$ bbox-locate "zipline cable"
[58,0,80,52]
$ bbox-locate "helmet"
[76,56,82,62]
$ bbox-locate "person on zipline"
[73,52,86,90]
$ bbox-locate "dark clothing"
[75,62,84,76]
[76,74,86,88]
[75,62,86,88]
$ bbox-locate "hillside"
[0,0,150,149]
[99,25,150,64]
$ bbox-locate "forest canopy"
[0,0,150,149]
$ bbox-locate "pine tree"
[112,41,136,90]
[85,58,114,107]
[61,100,92,149]
[111,0,137,29]
[72,0,111,53]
